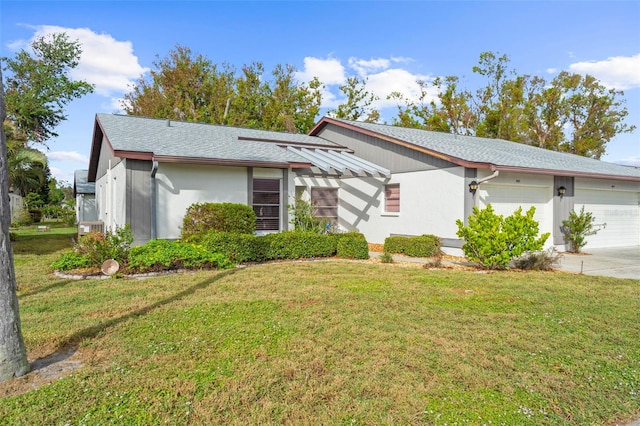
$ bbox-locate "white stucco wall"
[155,163,250,239]
[76,194,97,223]
[95,160,127,232]
[295,167,465,244]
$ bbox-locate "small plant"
[288,196,335,234]
[50,251,92,271]
[379,252,394,263]
[561,206,599,253]
[514,248,562,271]
[75,225,133,265]
[456,204,550,270]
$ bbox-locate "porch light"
[468,181,479,193]
[558,186,567,197]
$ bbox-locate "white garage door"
[574,189,640,248]
[479,184,552,235]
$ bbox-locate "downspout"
[473,169,500,206]
[150,160,158,240]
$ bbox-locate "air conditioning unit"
[78,221,105,236]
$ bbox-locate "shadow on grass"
[35,268,239,367]
[19,279,76,298]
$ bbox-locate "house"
[308,117,640,250]
[87,114,388,245]
[86,113,640,250]
[74,170,97,223]
[8,192,24,223]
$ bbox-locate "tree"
[390,51,635,159]
[328,76,379,123]
[3,33,93,144]
[123,45,323,133]
[0,67,29,381]
[1,32,93,382]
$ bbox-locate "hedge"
[198,230,370,263]
[182,202,256,241]
[383,235,441,257]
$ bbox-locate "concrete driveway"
[557,246,640,280]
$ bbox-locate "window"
[385,183,400,213]
[253,178,280,231]
[311,187,338,222]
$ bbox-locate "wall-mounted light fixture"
[468,181,479,193]
[557,186,567,198]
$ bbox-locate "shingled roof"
[310,117,640,181]
[88,114,389,180]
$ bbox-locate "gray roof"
[92,114,388,177]
[319,118,640,180]
[96,113,333,164]
[74,170,95,195]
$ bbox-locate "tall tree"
[0,67,29,381]
[390,51,635,159]
[123,46,323,133]
[1,32,93,382]
[328,76,379,123]
[3,33,93,144]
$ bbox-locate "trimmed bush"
[456,204,550,270]
[336,232,369,259]
[199,231,267,263]
[128,240,233,273]
[182,202,256,241]
[383,234,441,257]
[264,231,337,260]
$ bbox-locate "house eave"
[493,165,640,182]
[152,155,303,169]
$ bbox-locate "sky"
[1,0,639,186]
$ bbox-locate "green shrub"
[456,204,550,270]
[11,209,33,227]
[514,248,562,271]
[28,209,42,223]
[288,196,334,234]
[561,206,599,253]
[379,252,394,263]
[383,234,441,257]
[264,231,337,260]
[128,240,233,273]
[336,232,369,259]
[75,225,134,266]
[51,252,92,271]
[199,231,267,263]
[182,202,256,241]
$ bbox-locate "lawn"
[1,224,639,425]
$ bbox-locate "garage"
[479,183,553,236]
[574,187,640,248]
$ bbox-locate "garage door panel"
[574,189,640,248]
[479,185,550,231]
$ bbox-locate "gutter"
[472,169,500,206]
[150,160,158,240]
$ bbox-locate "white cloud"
[49,166,74,185]
[569,54,640,90]
[546,68,558,74]
[366,68,435,109]
[47,151,89,163]
[22,25,148,96]
[612,156,640,167]
[348,57,391,77]
[296,56,346,85]
[297,55,435,110]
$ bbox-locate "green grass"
[1,228,639,425]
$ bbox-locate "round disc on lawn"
[101,259,120,275]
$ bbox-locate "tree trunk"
[0,68,30,382]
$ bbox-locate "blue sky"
[2,0,639,185]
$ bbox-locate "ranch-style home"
[85,113,640,251]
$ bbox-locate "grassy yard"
[1,225,639,425]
